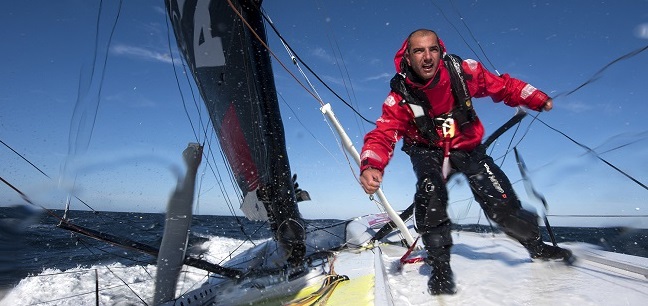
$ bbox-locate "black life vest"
[390,54,477,142]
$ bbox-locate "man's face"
[405,32,441,82]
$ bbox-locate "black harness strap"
[443,54,477,128]
[390,73,440,142]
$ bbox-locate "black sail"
[165,0,305,259]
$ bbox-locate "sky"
[1,0,647,228]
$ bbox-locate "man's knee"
[414,176,448,228]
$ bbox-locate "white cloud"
[363,72,391,82]
[635,23,648,39]
[311,47,337,65]
[111,44,174,64]
[557,100,592,113]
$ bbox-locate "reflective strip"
[384,95,396,107]
[408,104,425,117]
[360,150,382,163]
[465,58,478,71]
[521,84,537,99]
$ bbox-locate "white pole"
[320,103,415,246]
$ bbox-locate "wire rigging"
[254,2,375,125]
[446,0,500,74]
[553,44,648,99]
[534,116,647,191]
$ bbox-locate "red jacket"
[360,38,549,173]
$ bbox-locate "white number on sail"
[193,0,226,67]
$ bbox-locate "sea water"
[0,206,646,305]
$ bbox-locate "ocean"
[1,206,647,305]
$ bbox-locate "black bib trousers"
[403,144,540,261]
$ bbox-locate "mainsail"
[165,0,305,259]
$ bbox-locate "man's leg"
[455,149,572,261]
[405,145,456,294]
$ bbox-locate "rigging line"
[0,138,107,218]
[0,176,35,206]
[266,11,326,105]
[534,116,648,191]
[72,0,124,157]
[553,44,648,99]
[177,54,211,143]
[497,118,526,168]
[0,175,107,232]
[164,14,200,143]
[332,38,366,134]
[313,0,366,134]
[165,7,244,223]
[176,43,211,144]
[78,237,157,273]
[30,240,151,305]
[238,0,378,208]
[215,220,270,266]
[226,0,324,107]
[598,137,646,155]
[198,141,252,242]
[0,139,50,179]
[63,0,106,155]
[101,267,148,305]
[599,140,640,155]
[169,69,242,218]
[198,116,243,210]
[267,12,361,170]
[446,0,500,74]
[428,0,487,68]
[0,143,160,237]
[76,237,155,278]
[213,144,244,210]
[255,4,375,125]
[278,92,340,162]
[60,0,123,217]
[176,274,211,300]
[431,0,525,167]
[494,112,541,161]
[588,130,648,155]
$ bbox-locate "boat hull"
[163,213,648,305]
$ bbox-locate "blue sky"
[1,1,647,228]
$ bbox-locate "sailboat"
[150,0,648,305]
[2,0,647,305]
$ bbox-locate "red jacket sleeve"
[463,59,549,111]
[360,93,409,173]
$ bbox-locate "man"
[359,29,571,295]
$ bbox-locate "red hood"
[393,35,447,74]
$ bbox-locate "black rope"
[254,4,375,125]
[446,0,499,74]
[553,44,648,99]
[534,117,647,191]
[429,0,488,70]
[514,147,558,246]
